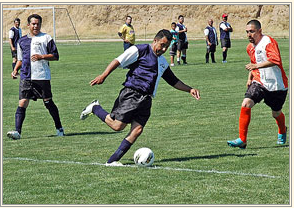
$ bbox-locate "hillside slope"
[3,4,289,40]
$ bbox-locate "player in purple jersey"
[7,14,64,140]
[9,18,22,71]
[80,29,200,166]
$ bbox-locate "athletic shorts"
[11,49,17,58]
[169,43,178,56]
[19,79,52,101]
[177,39,188,50]
[220,38,231,48]
[245,82,288,111]
[206,44,216,53]
[110,87,152,127]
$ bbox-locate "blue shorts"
[110,87,152,126]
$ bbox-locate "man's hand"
[190,88,200,100]
[246,79,252,88]
[31,54,44,62]
[90,75,105,86]
[245,63,258,71]
[11,70,19,79]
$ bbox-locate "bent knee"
[112,123,127,131]
[242,98,255,108]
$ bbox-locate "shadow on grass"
[250,145,289,150]
[157,153,257,163]
[123,153,257,165]
[48,131,122,137]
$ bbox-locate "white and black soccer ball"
[133,147,155,167]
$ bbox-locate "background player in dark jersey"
[80,29,200,166]
[219,13,233,63]
[176,15,188,65]
[7,14,64,140]
[9,18,22,71]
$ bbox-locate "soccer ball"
[133,147,155,167]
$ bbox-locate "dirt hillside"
[3,4,289,41]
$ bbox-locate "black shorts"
[110,87,152,127]
[19,79,53,101]
[169,43,178,56]
[177,39,188,50]
[11,49,17,58]
[206,44,216,53]
[245,82,288,111]
[220,38,231,48]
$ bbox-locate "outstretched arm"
[173,80,200,100]
[90,59,120,86]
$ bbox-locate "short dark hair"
[247,19,261,30]
[14,18,20,22]
[171,22,176,26]
[154,29,172,41]
[126,15,132,20]
[27,14,42,24]
[178,15,184,20]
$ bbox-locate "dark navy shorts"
[110,87,152,127]
[11,49,17,58]
[169,43,178,56]
[245,82,288,111]
[19,79,52,101]
[177,39,188,50]
[220,38,231,48]
[206,44,216,53]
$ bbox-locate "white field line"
[3,157,280,179]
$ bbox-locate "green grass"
[2,39,290,204]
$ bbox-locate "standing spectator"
[9,18,22,71]
[219,13,233,63]
[118,16,135,51]
[204,19,218,63]
[7,14,64,140]
[227,20,288,149]
[80,29,200,166]
[170,22,179,66]
[176,15,188,65]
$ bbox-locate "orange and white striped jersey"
[246,35,288,91]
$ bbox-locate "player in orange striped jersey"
[227,20,288,149]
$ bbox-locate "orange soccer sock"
[239,107,251,143]
[275,112,286,134]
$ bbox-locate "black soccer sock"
[12,63,16,71]
[211,53,215,62]
[92,105,108,122]
[15,106,26,134]
[44,99,62,129]
[223,50,227,61]
[107,139,133,163]
[205,53,209,63]
[181,56,186,63]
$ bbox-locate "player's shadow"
[250,145,289,150]
[157,153,257,163]
[48,131,122,137]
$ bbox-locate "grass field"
[2,39,290,205]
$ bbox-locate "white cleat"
[56,128,65,136]
[7,130,21,140]
[80,100,100,120]
[105,161,124,167]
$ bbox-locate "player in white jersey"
[227,20,288,149]
[7,14,64,140]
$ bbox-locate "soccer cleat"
[80,100,100,120]
[170,63,175,67]
[7,130,21,140]
[222,60,227,63]
[183,61,188,65]
[105,161,124,167]
[177,61,181,65]
[277,128,287,145]
[227,138,247,149]
[56,128,65,136]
